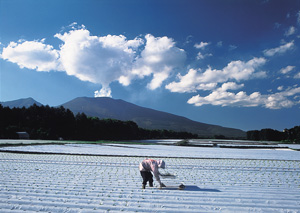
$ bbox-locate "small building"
[16,132,29,139]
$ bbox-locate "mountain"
[1,97,246,138]
[62,97,246,138]
[0,97,42,108]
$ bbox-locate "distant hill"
[0,97,42,108]
[62,97,246,138]
[1,97,246,138]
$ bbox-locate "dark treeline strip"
[0,104,197,141]
[247,127,300,143]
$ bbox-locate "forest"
[247,127,300,143]
[0,104,197,141]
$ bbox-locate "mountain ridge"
[1,97,246,138]
[0,97,42,108]
[61,97,246,138]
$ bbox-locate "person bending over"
[139,159,166,189]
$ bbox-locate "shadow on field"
[185,185,221,192]
[161,185,221,192]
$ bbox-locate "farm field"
[1,143,300,160]
[0,143,300,212]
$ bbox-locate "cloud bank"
[166,55,300,109]
[166,58,267,93]
[1,24,300,109]
[187,85,299,109]
[1,25,186,97]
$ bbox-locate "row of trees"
[0,104,198,141]
[247,126,300,143]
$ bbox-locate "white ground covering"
[1,143,300,160]
[0,140,61,145]
[0,144,300,212]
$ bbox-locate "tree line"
[247,127,300,143]
[0,104,198,141]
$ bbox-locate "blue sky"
[1,0,300,131]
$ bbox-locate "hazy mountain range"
[0,97,42,108]
[1,97,246,138]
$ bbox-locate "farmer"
[139,158,166,189]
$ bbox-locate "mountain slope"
[62,97,246,138]
[0,97,42,108]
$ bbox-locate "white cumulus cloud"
[165,69,217,93]
[187,83,261,108]
[55,28,143,91]
[294,72,300,79]
[130,34,186,90]
[285,26,296,36]
[94,86,112,98]
[263,41,294,57]
[1,25,187,97]
[196,52,212,60]
[1,40,61,71]
[194,41,210,49]
[166,57,266,93]
[187,85,300,109]
[297,11,300,25]
[280,65,295,74]
[277,86,284,91]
